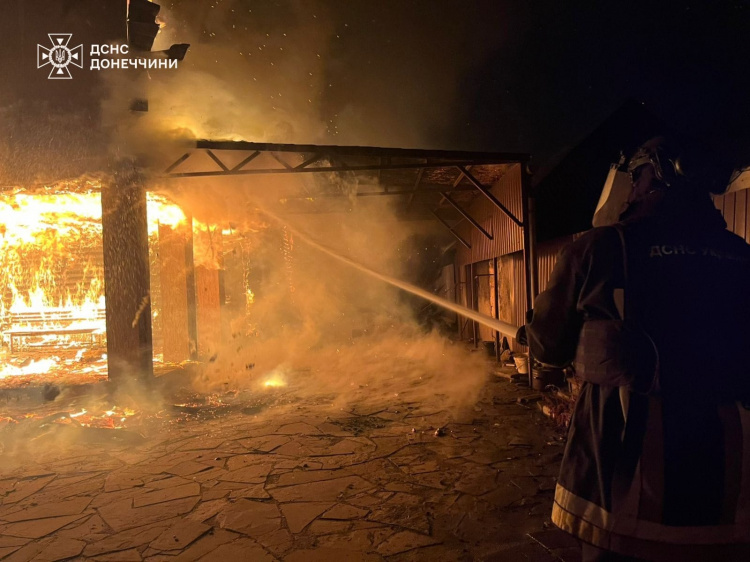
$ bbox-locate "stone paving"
[0,372,581,561]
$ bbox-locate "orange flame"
[0,181,193,379]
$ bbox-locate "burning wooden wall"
[157,222,192,363]
[0,181,108,382]
[0,177,231,386]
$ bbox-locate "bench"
[3,309,106,352]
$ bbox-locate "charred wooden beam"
[101,162,153,381]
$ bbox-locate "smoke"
[196,326,490,413]
[0,1,502,422]
[0,103,109,186]
[0,175,492,459]
[103,0,335,165]
[1,1,508,174]
[116,0,502,412]
[161,171,492,414]
[103,0,509,161]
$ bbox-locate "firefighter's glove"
[516,325,528,347]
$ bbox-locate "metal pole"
[493,257,501,363]
[440,192,493,240]
[520,163,537,386]
[471,263,478,348]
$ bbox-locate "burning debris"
[0,403,144,453]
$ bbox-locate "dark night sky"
[2,0,750,183]
[448,1,750,168]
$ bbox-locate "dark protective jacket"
[526,189,750,560]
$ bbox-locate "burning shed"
[0,142,532,391]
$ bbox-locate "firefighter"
[519,137,750,561]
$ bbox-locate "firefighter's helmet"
[627,136,687,188]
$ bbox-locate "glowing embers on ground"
[0,404,139,440]
[0,383,288,448]
[67,405,137,429]
[263,372,287,388]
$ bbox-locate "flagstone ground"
[0,371,580,561]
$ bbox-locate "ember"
[263,374,286,388]
[62,405,137,429]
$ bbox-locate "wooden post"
[194,226,222,358]
[220,234,247,341]
[184,216,198,359]
[158,222,190,363]
[101,162,153,381]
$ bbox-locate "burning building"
[0,141,535,392]
[0,3,574,560]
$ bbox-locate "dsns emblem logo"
[37,34,84,79]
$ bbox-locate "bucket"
[513,353,529,375]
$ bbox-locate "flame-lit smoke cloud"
[105,1,331,162]
[164,171,490,414]
[0,1,500,423]
[1,1,509,179]
[110,0,502,413]
[105,0,509,162]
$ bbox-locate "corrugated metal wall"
[455,164,524,266]
[523,191,750,297]
[454,186,750,352]
[510,252,525,343]
[450,164,578,350]
[504,238,575,351]
[535,235,575,293]
[526,191,750,294]
[502,190,750,350]
[715,190,750,243]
